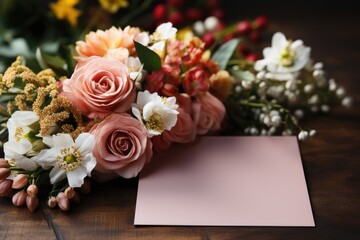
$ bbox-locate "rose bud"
[56,192,70,211]
[26,195,39,213]
[12,174,28,189]
[0,179,13,197]
[12,190,27,207]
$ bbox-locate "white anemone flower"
[132,90,179,137]
[3,140,37,171]
[3,111,40,170]
[255,32,311,80]
[7,111,39,144]
[36,133,96,188]
[151,22,177,42]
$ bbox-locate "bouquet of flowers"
[0,14,351,212]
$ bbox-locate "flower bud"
[12,174,28,189]
[65,187,75,199]
[27,184,38,197]
[70,192,80,204]
[0,179,13,197]
[48,196,57,208]
[12,190,27,207]
[0,159,10,168]
[26,195,39,212]
[209,70,233,102]
[56,192,70,211]
[0,168,10,180]
[80,178,91,194]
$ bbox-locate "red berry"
[223,33,235,42]
[202,32,215,48]
[153,4,167,21]
[249,30,260,42]
[211,9,224,20]
[186,8,203,21]
[238,43,250,55]
[254,15,268,30]
[246,53,258,62]
[168,11,185,26]
[207,0,219,9]
[215,21,225,31]
[167,0,185,7]
[237,20,251,35]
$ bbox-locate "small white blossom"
[313,62,323,70]
[36,133,96,188]
[132,91,179,137]
[336,87,345,98]
[298,131,309,141]
[294,109,304,119]
[204,16,219,31]
[151,22,177,42]
[341,97,352,108]
[255,32,311,80]
[309,129,317,137]
[321,105,330,113]
[193,21,206,35]
[304,84,314,94]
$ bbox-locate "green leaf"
[211,38,241,70]
[134,41,161,72]
[230,69,255,82]
[36,48,68,75]
[0,93,16,102]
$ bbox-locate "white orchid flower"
[255,32,311,80]
[36,133,97,188]
[132,90,179,137]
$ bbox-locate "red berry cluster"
[200,15,268,62]
[152,0,223,28]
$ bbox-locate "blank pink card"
[134,136,315,226]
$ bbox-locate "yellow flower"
[50,0,81,27]
[99,0,129,13]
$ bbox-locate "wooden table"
[1,3,359,240]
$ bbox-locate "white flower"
[255,32,311,80]
[132,90,179,137]
[3,140,37,170]
[7,111,39,144]
[36,133,96,188]
[3,111,40,170]
[151,22,177,42]
[135,32,150,46]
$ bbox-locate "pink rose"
[62,56,135,118]
[90,113,153,178]
[192,92,226,135]
[153,107,196,151]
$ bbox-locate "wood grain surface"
[1,2,359,240]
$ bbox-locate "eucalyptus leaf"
[36,48,68,74]
[230,69,255,82]
[134,41,161,72]
[211,38,241,70]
